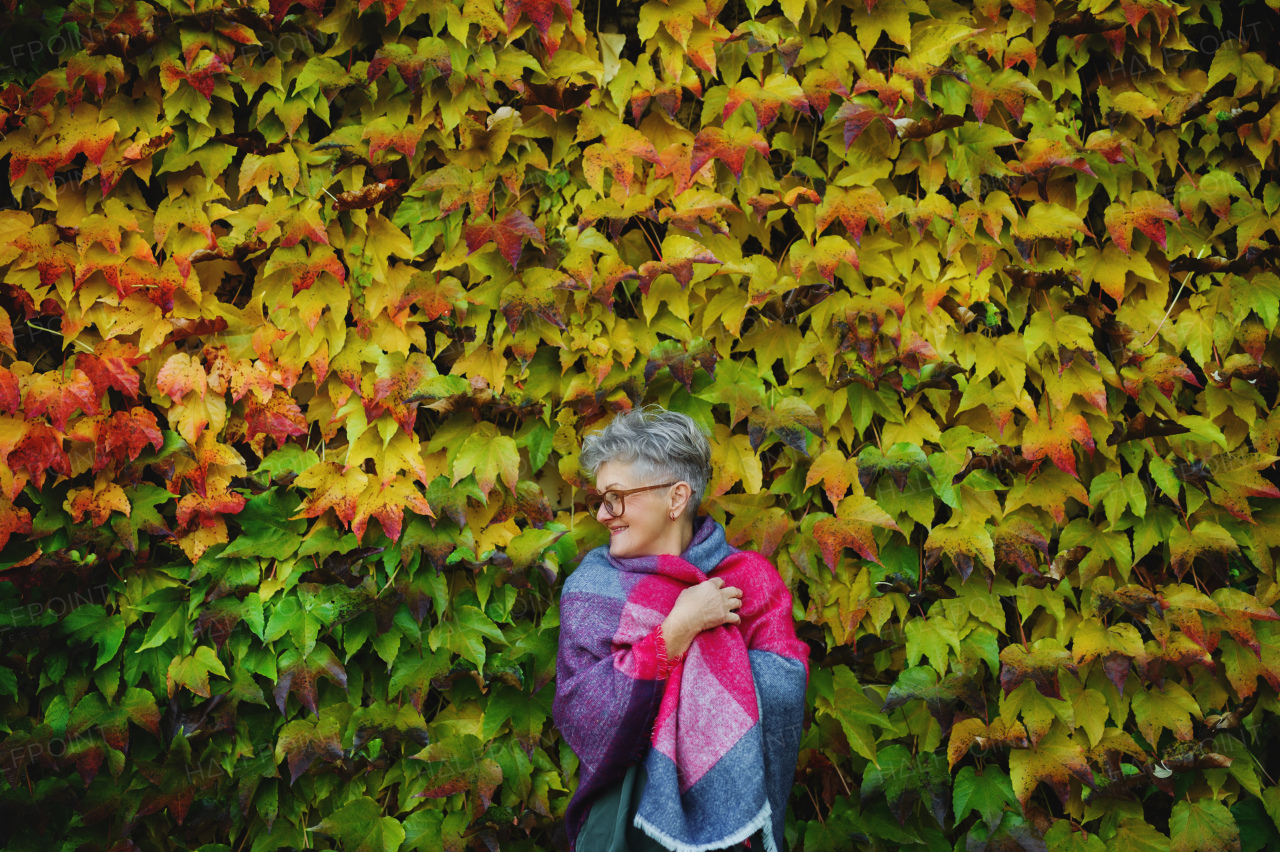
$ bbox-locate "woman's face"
[594,460,678,559]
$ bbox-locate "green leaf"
[62,604,126,669]
[167,646,228,698]
[482,684,550,747]
[220,488,308,559]
[258,444,320,480]
[1234,797,1280,852]
[953,766,1016,830]
[813,666,899,765]
[1170,799,1240,852]
[452,425,520,497]
[860,743,951,827]
[430,605,505,669]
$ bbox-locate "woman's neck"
[643,519,696,558]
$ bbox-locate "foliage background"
[2,0,1280,849]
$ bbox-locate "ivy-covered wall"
[1,0,1280,849]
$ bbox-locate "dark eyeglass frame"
[587,482,677,519]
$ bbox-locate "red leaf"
[832,102,898,150]
[812,496,900,571]
[77,339,147,399]
[244,393,309,451]
[395,271,466,323]
[463,210,546,269]
[95,407,164,472]
[358,0,408,24]
[8,422,71,489]
[503,0,574,55]
[722,74,810,130]
[268,0,324,24]
[274,645,348,717]
[23,368,99,431]
[12,224,77,287]
[0,366,20,413]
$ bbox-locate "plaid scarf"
[553,517,810,852]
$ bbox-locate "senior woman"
[553,406,810,852]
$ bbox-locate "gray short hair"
[579,405,712,519]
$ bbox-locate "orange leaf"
[0,366,18,413]
[294,462,369,528]
[261,244,347,296]
[176,479,247,530]
[805,448,858,505]
[172,432,246,497]
[1006,139,1094,180]
[789,235,858,283]
[583,127,660,196]
[726,506,792,557]
[722,74,810,131]
[1104,192,1179,254]
[0,492,32,550]
[65,479,131,526]
[156,353,208,405]
[1021,408,1094,479]
[813,495,900,572]
[690,127,770,181]
[352,476,434,541]
[816,186,890,245]
[331,179,406,212]
[243,394,308,454]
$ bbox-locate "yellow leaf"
[178,517,228,563]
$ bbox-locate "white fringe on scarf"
[631,799,778,852]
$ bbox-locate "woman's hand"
[661,578,743,659]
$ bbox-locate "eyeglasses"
[587,483,677,519]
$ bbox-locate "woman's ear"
[670,482,692,517]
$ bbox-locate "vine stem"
[830,758,852,798]
[1141,272,1191,348]
[1016,604,1030,652]
[806,785,825,824]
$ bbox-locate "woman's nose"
[595,502,612,523]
